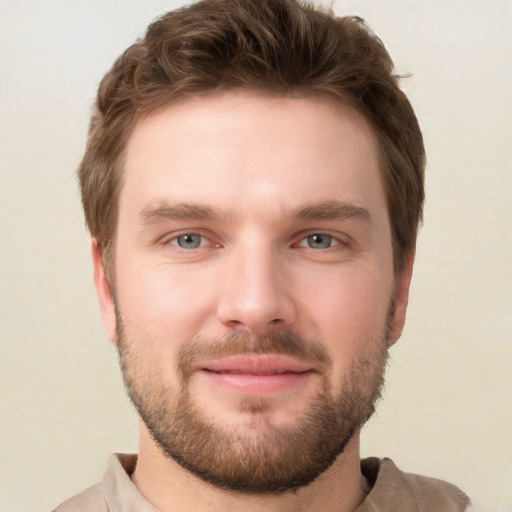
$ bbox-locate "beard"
[116,308,391,494]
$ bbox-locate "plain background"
[0,0,511,511]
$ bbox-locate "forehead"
[121,92,385,223]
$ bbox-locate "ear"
[388,249,415,346]
[91,241,117,346]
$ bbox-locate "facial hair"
[116,310,391,494]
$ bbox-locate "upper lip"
[194,354,316,375]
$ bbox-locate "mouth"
[193,354,317,396]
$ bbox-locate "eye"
[298,233,340,249]
[171,234,206,249]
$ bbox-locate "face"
[94,92,412,493]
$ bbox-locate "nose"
[216,242,296,334]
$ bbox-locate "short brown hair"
[79,0,425,276]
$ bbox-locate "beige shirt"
[52,453,470,512]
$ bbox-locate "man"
[54,0,470,510]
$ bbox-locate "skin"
[92,91,414,512]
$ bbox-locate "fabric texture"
[52,453,470,512]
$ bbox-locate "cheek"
[296,266,392,356]
[114,260,218,351]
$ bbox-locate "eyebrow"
[140,203,223,226]
[139,200,371,226]
[294,200,371,223]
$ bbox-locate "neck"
[131,422,368,512]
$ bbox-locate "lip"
[193,354,316,396]
[197,354,315,374]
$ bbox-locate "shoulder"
[398,465,470,509]
[361,457,471,512]
[51,483,107,512]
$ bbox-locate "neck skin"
[131,422,369,512]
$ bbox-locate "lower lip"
[199,370,314,396]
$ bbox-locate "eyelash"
[295,233,345,250]
[163,232,348,251]
[165,232,216,250]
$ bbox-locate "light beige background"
[0,1,511,511]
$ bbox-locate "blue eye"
[307,234,333,249]
[173,234,204,249]
[298,234,341,249]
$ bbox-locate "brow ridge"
[140,202,221,226]
[139,199,371,226]
[294,200,371,223]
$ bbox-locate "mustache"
[178,330,332,380]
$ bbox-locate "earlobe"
[91,241,118,346]
[388,250,415,346]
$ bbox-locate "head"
[82,0,425,496]
[79,0,425,281]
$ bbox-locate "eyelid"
[161,230,220,248]
[157,229,350,250]
[170,234,208,249]
[293,231,350,249]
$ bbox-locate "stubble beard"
[116,310,391,494]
